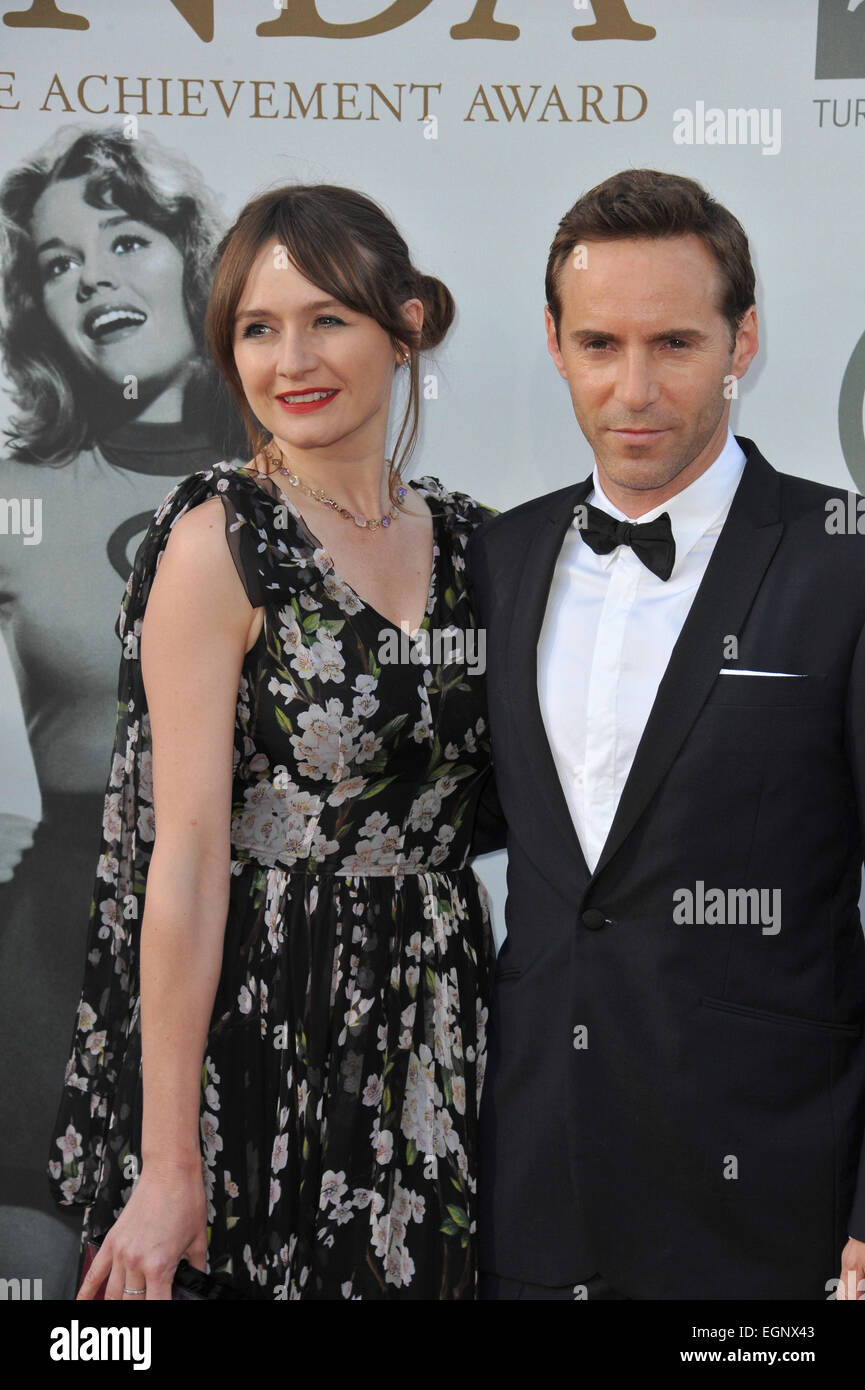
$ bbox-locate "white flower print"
[374,1128,394,1166]
[408,788,441,833]
[95,853,118,885]
[452,1075,467,1115]
[277,609,303,653]
[434,1109,459,1157]
[137,805,155,842]
[57,1125,83,1161]
[323,574,364,615]
[103,793,122,842]
[296,1079,309,1121]
[362,1074,383,1108]
[291,645,318,680]
[291,699,359,782]
[340,991,374,1044]
[200,1111,222,1161]
[95,899,113,938]
[327,775,367,807]
[312,632,345,683]
[77,1001,97,1032]
[272,1133,289,1174]
[268,676,298,705]
[352,692,379,719]
[356,730,382,763]
[319,1171,348,1209]
[311,545,333,575]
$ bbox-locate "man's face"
[545,234,758,512]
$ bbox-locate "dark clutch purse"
[80,1235,243,1301]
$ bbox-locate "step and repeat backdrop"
[1,0,864,1294]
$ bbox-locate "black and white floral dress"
[48,462,498,1300]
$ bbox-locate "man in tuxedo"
[468,168,865,1300]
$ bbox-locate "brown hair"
[545,169,755,349]
[205,183,454,502]
[0,124,247,464]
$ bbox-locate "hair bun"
[414,272,455,350]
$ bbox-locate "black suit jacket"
[467,437,865,1299]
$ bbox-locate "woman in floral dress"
[49,183,501,1300]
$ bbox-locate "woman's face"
[232,238,419,466]
[30,174,197,392]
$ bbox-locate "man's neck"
[595,419,733,518]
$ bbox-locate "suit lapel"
[591,439,784,881]
[507,478,593,879]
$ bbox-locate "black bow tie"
[576,502,676,581]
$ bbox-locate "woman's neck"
[264,441,393,517]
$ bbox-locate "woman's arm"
[77,496,258,1302]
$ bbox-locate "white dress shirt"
[537,429,747,872]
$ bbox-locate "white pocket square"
[718,669,807,678]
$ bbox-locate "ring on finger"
[123,1286,146,1296]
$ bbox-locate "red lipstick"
[276,388,339,415]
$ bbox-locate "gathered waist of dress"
[228,777,481,880]
[228,845,477,880]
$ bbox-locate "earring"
[401,352,411,369]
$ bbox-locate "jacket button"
[581,908,607,931]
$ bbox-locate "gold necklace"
[265,445,407,532]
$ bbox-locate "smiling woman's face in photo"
[30,173,197,392]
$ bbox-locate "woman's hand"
[77,1159,208,1302]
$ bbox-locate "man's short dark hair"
[545,168,756,349]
